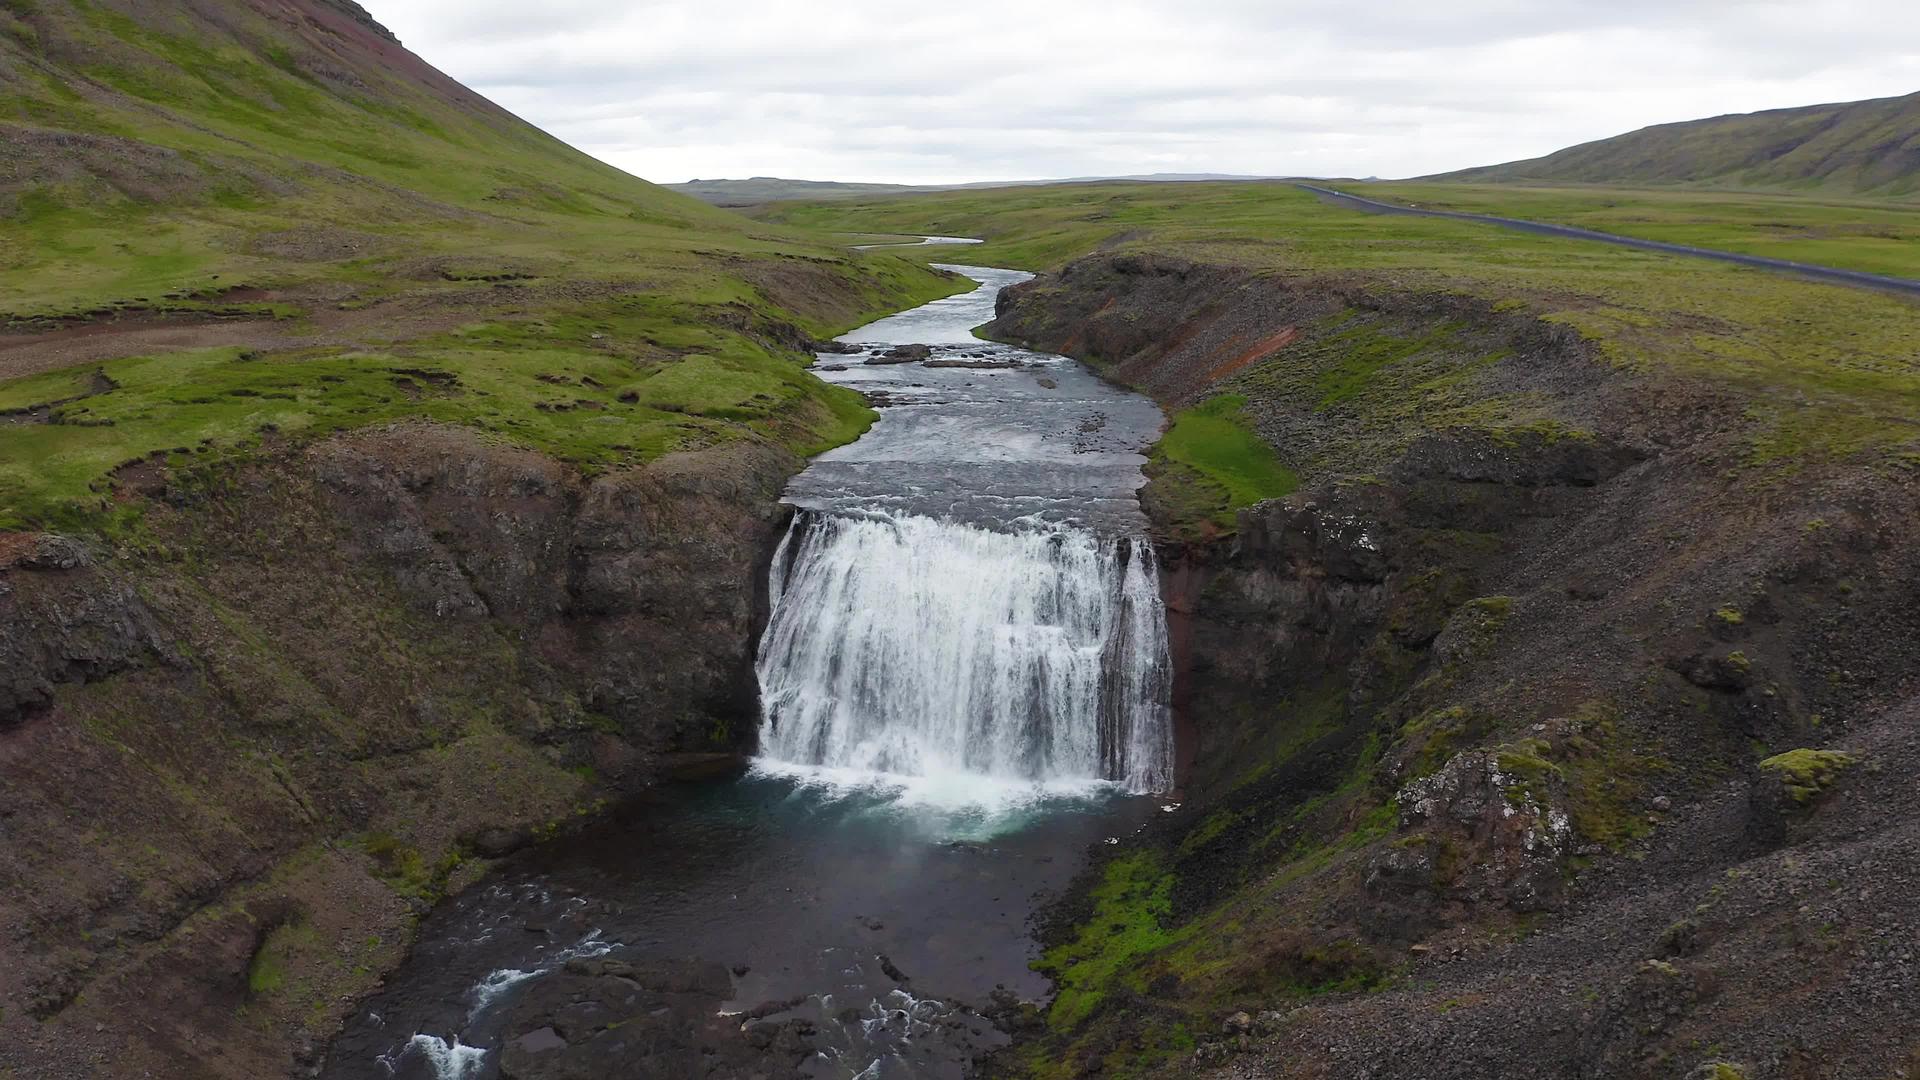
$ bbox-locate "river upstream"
[322,266,1175,1080]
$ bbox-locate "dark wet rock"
[466,825,531,859]
[1368,748,1573,913]
[981,987,1045,1035]
[658,751,750,782]
[0,553,177,729]
[514,1026,567,1054]
[1670,650,1754,693]
[746,995,807,1020]
[864,343,932,364]
[290,1029,321,1065]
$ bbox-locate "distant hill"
[1432,91,1920,198]
[0,0,729,232]
[671,173,1287,206]
[670,177,928,206]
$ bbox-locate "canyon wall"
[0,424,796,1079]
[989,254,1920,1078]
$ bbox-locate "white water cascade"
[754,511,1174,795]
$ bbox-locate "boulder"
[1367,747,1574,912]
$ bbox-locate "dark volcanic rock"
[993,251,1920,1080]
[0,545,176,729]
[307,425,796,759]
[465,826,532,859]
[0,422,808,1079]
[496,958,810,1080]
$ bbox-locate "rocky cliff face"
[992,254,1920,1078]
[0,423,797,1079]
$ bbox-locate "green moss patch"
[1034,852,1174,1030]
[247,918,318,996]
[1759,748,1857,804]
[1395,705,1496,781]
[1145,393,1298,533]
[1315,322,1464,408]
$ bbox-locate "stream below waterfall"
[321,266,1175,1080]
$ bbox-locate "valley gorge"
[5,4,1920,1075]
[9,249,1916,1080]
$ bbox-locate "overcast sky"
[377,1,1920,185]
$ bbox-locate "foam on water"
[381,1035,485,1080]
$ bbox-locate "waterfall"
[754,510,1173,795]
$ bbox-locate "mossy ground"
[0,283,932,529]
[1034,852,1175,1031]
[1146,393,1298,531]
[1759,748,1856,804]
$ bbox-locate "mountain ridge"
[1429,90,1920,197]
[669,172,1289,206]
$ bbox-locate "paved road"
[1295,183,1920,298]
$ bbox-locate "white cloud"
[373,0,1920,183]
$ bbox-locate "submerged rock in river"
[863,343,932,364]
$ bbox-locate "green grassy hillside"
[0,0,960,531]
[1431,91,1920,198]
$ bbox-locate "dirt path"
[0,292,529,383]
[1296,183,1920,297]
[0,318,300,381]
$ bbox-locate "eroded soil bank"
[975,253,1920,1079]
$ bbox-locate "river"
[320,266,1174,1080]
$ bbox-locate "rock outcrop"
[0,423,799,1080]
[991,253,1920,1079]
